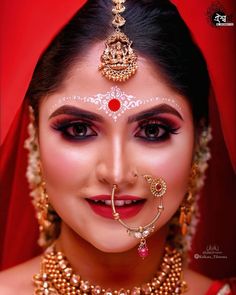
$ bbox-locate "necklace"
[33,245,187,295]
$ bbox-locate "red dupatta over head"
[0,0,236,278]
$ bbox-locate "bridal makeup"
[38,44,194,253]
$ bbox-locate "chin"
[83,227,140,254]
[91,238,138,254]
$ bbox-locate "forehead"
[41,43,191,119]
[48,86,183,122]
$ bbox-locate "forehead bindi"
[49,86,183,122]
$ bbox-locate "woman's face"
[38,43,195,253]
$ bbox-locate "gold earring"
[179,191,194,236]
[35,181,52,235]
[25,107,61,248]
[179,164,198,235]
[34,180,61,248]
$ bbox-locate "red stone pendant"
[138,240,149,259]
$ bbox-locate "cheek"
[38,131,96,197]
[162,138,194,215]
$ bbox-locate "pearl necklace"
[33,245,187,295]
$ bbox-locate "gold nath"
[99,0,138,82]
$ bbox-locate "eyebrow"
[49,103,183,123]
[49,105,104,122]
[127,104,183,123]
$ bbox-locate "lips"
[85,195,146,219]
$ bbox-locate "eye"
[52,120,97,141]
[67,123,95,137]
[135,119,179,142]
[143,123,165,138]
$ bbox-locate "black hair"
[27,0,210,126]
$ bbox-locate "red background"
[0,0,235,278]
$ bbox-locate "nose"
[96,136,138,189]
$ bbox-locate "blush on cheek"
[39,141,91,197]
[160,153,191,188]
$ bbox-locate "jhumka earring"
[168,125,212,253]
[99,0,138,82]
[35,180,53,237]
[24,106,61,248]
[179,163,199,236]
[111,175,167,258]
[30,165,60,248]
[179,192,194,236]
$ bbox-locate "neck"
[56,222,169,290]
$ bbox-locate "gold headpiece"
[98,0,138,82]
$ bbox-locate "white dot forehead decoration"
[50,86,182,122]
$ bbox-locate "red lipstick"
[86,195,146,219]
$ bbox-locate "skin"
[0,43,212,294]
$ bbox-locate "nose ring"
[111,175,167,258]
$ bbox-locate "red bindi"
[108,98,121,112]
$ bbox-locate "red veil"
[1,0,236,278]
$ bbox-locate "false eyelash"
[51,119,97,141]
[136,118,180,142]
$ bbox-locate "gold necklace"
[33,245,187,295]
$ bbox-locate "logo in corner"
[207,1,234,27]
[194,244,228,260]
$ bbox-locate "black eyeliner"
[135,117,180,143]
[51,120,97,141]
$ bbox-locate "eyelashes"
[51,120,97,141]
[135,119,179,142]
[51,117,180,143]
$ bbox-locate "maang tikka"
[111,175,167,258]
[99,0,138,82]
